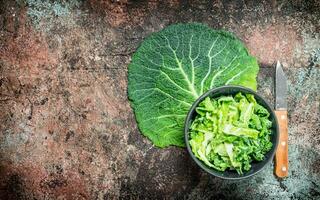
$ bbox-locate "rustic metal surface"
[0,0,319,199]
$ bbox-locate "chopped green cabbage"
[189,92,273,174]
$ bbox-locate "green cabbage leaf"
[128,23,259,147]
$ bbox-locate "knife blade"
[275,61,287,110]
[274,61,288,178]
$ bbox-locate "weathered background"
[0,0,319,199]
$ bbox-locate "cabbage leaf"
[128,23,259,147]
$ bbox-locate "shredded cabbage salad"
[189,92,273,174]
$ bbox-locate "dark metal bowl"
[184,85,279,180]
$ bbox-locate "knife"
[274,61,288,178]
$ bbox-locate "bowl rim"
[184,85,279,180]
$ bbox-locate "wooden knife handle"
[275,110,288,178]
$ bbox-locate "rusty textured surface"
[0,0,319,199]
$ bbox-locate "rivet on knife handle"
[275,110,288,177]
